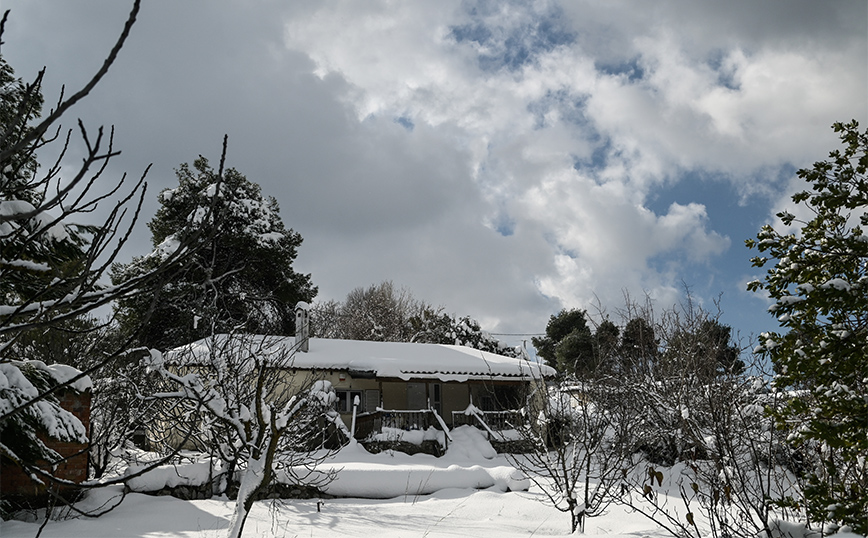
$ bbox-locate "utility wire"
[488,333,545,336]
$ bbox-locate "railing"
[353,411,381,440]
[353,407,524,442]
[352,409,438,440]
[452,409,524,431]
[380,409,436,431]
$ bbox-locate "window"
[335,390,363,413]
[431,383,442,414]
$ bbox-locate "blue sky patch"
[394,116,415,131]
[595,57,645,82]
[450,0,576,72]
[706,49,741,91]
[493,212,516,236]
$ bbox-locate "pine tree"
[532,309,596,376]
[113,155,316,350]
[0,57,91,316]
[2,1,202,505]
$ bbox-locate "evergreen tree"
[410,306,521,357]
[593,319,620,372]
[0,57,91,315]
[747,120,868,534]
[533,309,596,377]
[661,319,743,382]
[619,317,659,376]
[2,1,204,505]
[1,55,97,484]
[112,155,316,350]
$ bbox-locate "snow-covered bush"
[0,360,90,466]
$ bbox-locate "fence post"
[350,395,360,438]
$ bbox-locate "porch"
[351,406,526,444]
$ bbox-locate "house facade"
[283,336,552,430]
[166,304,555,439]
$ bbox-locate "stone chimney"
[295,301,310,352]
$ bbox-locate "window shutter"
[365,389,380,413]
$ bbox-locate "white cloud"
[4,0,863,339]
[283,0,822,322]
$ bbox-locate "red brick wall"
[1,389,91,505]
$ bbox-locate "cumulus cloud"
[4,0,864,340]
[280,0,863,326]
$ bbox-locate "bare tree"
[612,295,805,538]
[310,281,428,341]
[505,373,633,534]
[0,0,211,514]
[144,333,344,538]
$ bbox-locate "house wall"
[442,383,470,418]
[380,380,406,410]
[0,389,91,507]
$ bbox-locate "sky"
[2,0,866,349]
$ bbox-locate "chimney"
[295,301,310,352]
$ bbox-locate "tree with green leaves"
[747,120,867,535]
[112,155,317,350]
[533,308,598,377]
[660,318,743,382]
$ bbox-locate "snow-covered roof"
[167,335,555,382]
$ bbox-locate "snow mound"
[318,462,526,498]
[122,425,528,500]
[305,425,527,498]
[446,425,497,460]
[125,461,217,492]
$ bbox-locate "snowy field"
[0,426,663,538]
[1,427,859,538]
[0,483,668,538]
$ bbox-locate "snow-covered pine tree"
[410,306,521,357]
[1,1,205,509]
[1,40,102,493]
[112,155,317,350]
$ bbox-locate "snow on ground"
[0,483,668,538]
[2,426,861,537]
[1,426,663,537]
[312,427,527,498]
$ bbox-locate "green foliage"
[619,317,659,376]
[112,157,316,349]
[0,55,42,204]
[661,319,743,382]
[0,360,88,465]
[533,308,598,376]
[747,120,868,534]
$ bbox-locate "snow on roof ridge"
[168,334,556,380]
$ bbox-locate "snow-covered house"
[165,304,555,441]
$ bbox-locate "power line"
[489,333,545,337]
